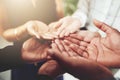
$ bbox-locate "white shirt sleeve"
[72,0,89,27]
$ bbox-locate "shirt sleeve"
[72,0,89,27]
[0,40,25,72]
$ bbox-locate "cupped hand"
[25,21,49,39]
[48,39,113,80]
[22,37,50,63]
[65,20,120,68]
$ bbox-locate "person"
[50,0,120,39]
[48,20,120,80]
[46,0,120,79]
[0,0,60,80]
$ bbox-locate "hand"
[48,39,113,80]
[40,21,59,40]
[63,30,100,57]
[66,20,120,68]
[22,38,64,78]
[25,21,49,39]
[38,60,64,78]
[50,16,81,38]
[22,38,50,63]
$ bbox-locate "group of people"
[0,0,120,80]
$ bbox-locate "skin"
[48,40,114,80]
[50,16,82,38]
[21,20,120,79]
[21,37,64,78]
[65,20,120,68]
[21,37,50,63]
[38,60,64,78]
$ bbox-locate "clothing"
[72,0,120,79]
[0,39,24,72]
[72,0,120,36]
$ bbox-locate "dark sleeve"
[0,41,25,72]
[0,35,31,72]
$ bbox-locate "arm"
[0,3,9,35]
[72,0,89,27]
[55,0,64,18]
[0,42,25,72]
[2,21,50,42]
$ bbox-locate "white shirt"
[72,0,120,79]
[72,0,120,36]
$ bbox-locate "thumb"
[93,19,114,35]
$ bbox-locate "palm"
[48,42,113,80]
[22,38,50,63]
[87,29,120,67]
[66,20,120,67]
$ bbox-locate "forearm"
[55,0,64,18]
[2,24,28,42]
[72,0,89,27]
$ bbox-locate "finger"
[69,44,84,56]
[59,29,67,38]
[61,40,77,56]
[93,19,114,35]
[64,40,86,55]
[70,34,84,41]
[64,25,77,37]
[82,51,89,58]
[63,40,79,56]
[64,31,70,37]
[54,39,65,51]
[27,23,41,39]
[79,46,86,51]
[65,37,80,45]
[32,31,40,39]
[63,40,72,46]
[56,22,69,37]
[41,33,56,40]
[80,41,89,47]
[86,44,97,61]
[51,42,60,52]
[52,21,62,29]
